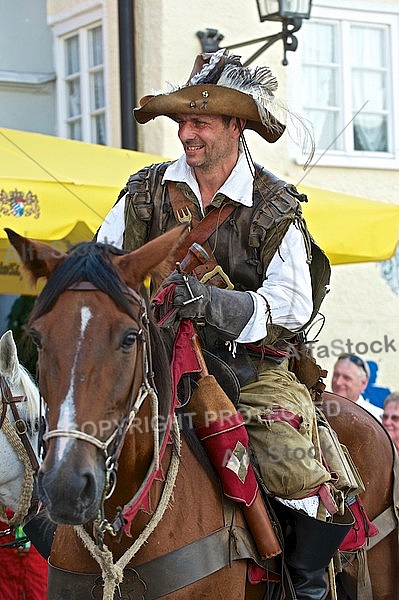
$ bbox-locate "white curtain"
[302,22,340,150]
[302,21,388,152]
[351,26,388,152]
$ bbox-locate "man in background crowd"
[331,353,383,421]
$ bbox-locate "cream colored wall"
[47,0,87,14]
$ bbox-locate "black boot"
[285,565,327,599]
[274,502,354,600]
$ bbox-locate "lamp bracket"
[197,18,303,66]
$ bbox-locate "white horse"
[0,329,41,525]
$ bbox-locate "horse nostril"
[79,470,98,508]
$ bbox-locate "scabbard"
[241,491,282,559]
[190,374,282,559]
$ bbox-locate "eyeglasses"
[382,414,399,423]
[337,353,370,378]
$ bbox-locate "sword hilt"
[175,243,209,306]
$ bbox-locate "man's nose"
[179,122,195,139]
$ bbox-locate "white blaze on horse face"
[56,306,92,461]
[80,306,91,337]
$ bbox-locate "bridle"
[0,372,41,539]
[0,374,40,473]
[40,281,167,543]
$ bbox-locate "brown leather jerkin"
[167,182,235,288]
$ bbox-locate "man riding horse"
[97,49,348,599]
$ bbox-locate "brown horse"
[6,227,273,600]
[5,227,398,600]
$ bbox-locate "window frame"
[289,1,399,170]
[51,6,109,144]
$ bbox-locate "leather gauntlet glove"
[163,273,254,340]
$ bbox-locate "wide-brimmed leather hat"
[134,49,286,143]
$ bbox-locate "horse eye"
[121,331,137,349]
[29,330,42,349]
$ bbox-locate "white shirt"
[356,395,383,421]
[97,153,313,344]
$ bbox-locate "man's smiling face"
[331,358,368,403]
[176,114,237,172]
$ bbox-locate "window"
[55,17,107,144]
[292,4,399,168]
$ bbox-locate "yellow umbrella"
[0,127,165,295]
[299,185,399,265]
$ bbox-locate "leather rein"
[0,374,40,473]
[0,372,41,546]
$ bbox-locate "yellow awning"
[299,185,399,265]
[1,127,398,295]
[0,128,165,295]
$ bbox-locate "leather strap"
[0,375,23,428]
[367,504,397,550]
[167,183,235,263]
[167,182,202,230]
[176,203,235,263]
[0,375,40,472]
[47,525,274,600]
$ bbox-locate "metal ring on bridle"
[105,470,117,500]
[14,419,28,435]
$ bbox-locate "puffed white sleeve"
[236,223,313,344]
[96,194,127,249]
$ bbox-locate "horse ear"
[0,330,18,377]
[5,228,66,283]
[114,226,186,288]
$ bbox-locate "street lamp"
[197,0,312,66]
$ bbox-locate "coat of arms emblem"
[0,189,40,218]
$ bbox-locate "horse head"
[0,329,41,521]
[5,227,182,527]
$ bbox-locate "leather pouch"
[317,419,365,498]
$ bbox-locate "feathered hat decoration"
[134,49,287,143]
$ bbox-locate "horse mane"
[147,307,174,427]
[29,242,135,323]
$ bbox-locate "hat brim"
[134,84,285,143]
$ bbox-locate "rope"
[74,416,181,600]
[0,415,35,527]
